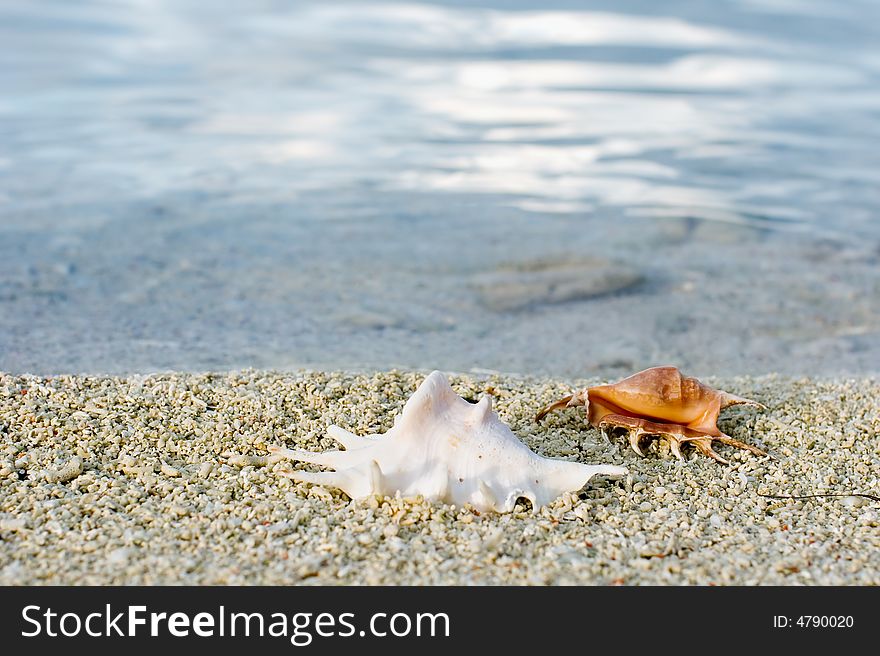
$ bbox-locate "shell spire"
[270,371,626,513]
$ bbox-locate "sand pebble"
[43,456,83,484]
[228,454,267,467]
[0,517,28,531]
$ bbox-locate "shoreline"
[1,369,878,585]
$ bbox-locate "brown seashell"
[536,366,766,464]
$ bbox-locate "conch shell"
[536,366,766,464]
[269,371,627,512]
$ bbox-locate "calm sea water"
[1,0,879,377]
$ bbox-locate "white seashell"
[269,371,627,513]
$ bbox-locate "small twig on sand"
[758,492,880,503]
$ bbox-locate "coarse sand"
[0,369,877,585]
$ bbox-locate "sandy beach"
[0,368,877,585]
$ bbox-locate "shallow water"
[1,0,879,377]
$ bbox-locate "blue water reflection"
[1,0,878,376]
